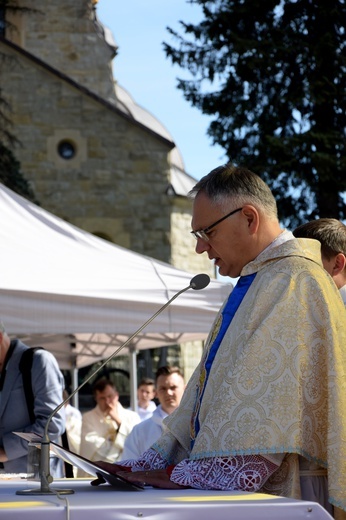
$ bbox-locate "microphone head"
[190,273,210,290]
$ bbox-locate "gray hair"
[0,321,5,333]
[189,163,278,220]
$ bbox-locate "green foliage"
[164,0,346,227]
[0,1,39,203]
[0,87,18,146]
[0,79,37,203]
[0,142,38,203]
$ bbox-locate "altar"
[0,477,333,520]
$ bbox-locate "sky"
[96,0,226,182]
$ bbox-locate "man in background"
[63,389,82,454]
[136,377,156,422]
[78,377,140,475]
[293,218,346,304]
[0,321,65,475]
[121,366,185,460]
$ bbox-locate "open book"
[14,431,143,491]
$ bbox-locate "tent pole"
[129,345,138,412]
[70,367,79,409]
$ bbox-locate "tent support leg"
[70,367,79,409]
[129,345,138,412]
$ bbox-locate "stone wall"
[2,0,215,274]
[7,0,116,102]
[1,41,176,263]
[170,197,215,276]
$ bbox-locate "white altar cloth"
[0,478,333,520]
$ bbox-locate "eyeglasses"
[191,207,243,242]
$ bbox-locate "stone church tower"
[1,0,214,275]
[0,0,220,388]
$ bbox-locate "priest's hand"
[117,469,187,489]
[93,460,128,475]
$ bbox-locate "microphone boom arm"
[18,274,210,495]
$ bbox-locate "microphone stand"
[17,274,210,495]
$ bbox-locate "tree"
[0,143,38,202]
[164,0,346,227]
[0,0,38,202]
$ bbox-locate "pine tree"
[0,143,38,202]
[164,0,346,227]
[0,0,38,202]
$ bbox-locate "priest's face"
[191,192,253,278]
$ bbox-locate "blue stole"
[190,273,257,449]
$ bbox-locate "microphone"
[17,273,210,495]
[189,273,210,290]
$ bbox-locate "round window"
[57,140,76,160]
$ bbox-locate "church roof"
[114,84,185,171]
[114,83,197,196]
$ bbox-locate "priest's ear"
[332,252,346,276]
[241,205,260,235]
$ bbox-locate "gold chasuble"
[153,237,346,511]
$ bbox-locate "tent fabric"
[0,184,232,369]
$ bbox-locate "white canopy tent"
[0,184,231,404]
